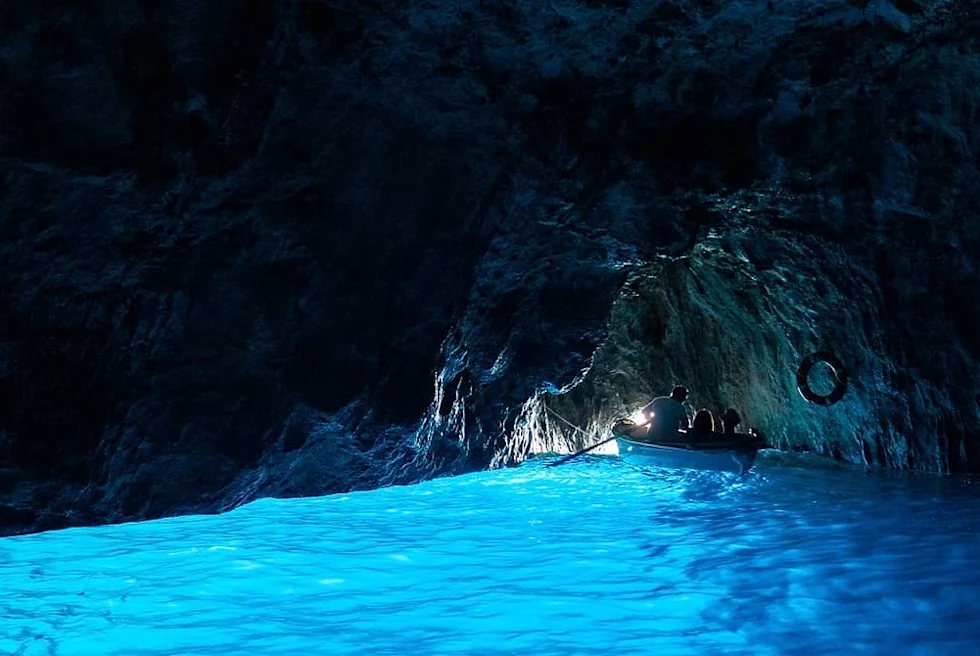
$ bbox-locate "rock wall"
[539,0,980,473]
[1,0,977,535]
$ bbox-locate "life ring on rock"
[797,351,848,406]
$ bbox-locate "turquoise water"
[3,454,980,655]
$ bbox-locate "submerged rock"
[0,0,977,534]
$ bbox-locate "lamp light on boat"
[629,409,650,424]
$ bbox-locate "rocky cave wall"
[537,0,980,473]
[540,223,978,471]
[1,0,978,535]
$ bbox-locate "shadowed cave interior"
[1,0,979,536]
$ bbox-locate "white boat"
[615,436,759,474]
[612,420,764,474]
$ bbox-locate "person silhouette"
[720,408,741,435]
[691,408,716,439]
[640,385,690,441]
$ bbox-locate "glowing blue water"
[3,455,980,655]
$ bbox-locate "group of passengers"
[637,385,743,442]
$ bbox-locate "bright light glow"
[629,409,649,424]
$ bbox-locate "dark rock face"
[539,0,980,473]
[1,0,977,534]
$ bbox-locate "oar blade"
[545,434,618,468]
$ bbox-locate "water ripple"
[2,455,980,654]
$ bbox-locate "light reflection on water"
[2,454,979,655]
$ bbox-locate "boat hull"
[615,436,758,475]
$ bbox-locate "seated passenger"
[720,408,741,435]
[690,408,716,440]
[640,385,690,441]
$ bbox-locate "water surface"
[3,453,979,655]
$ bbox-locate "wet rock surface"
[1,0,977,535]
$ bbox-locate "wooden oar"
[544,407,650,468]
[545,434,621,468]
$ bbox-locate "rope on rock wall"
[544,405,591,438]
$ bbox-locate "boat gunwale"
[615,435,760,455]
